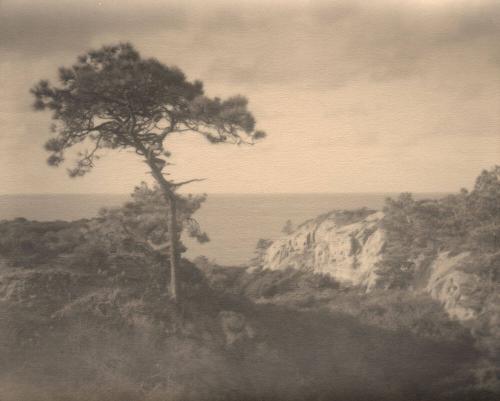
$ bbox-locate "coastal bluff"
[257,209,487,322]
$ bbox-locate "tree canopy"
[96,182,209,255]
[31,42,265,178]
[376,165,500,288]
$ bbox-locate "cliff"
[260,209,384,290]
[257,209,492,323]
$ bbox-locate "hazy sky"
[1,0,499,194]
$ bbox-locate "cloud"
[2,0,500,195]
[3,0,500,88]
[0,0,186,58]
[193,0,500,89]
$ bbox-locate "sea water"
[0,193,443,265]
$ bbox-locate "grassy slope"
[0,216,498,401]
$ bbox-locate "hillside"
[0,219,496,401]
[255,208,494,321]
[245,167,500,397]
[1,168,500,400]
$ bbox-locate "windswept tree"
[31,43,266,302]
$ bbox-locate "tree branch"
[171,178,207,188]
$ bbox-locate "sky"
[1,0,499,194]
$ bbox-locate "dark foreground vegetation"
[0,254,490,401]
[1,168,500,400]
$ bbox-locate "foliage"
[0,258,488,401]
[281,219,294,235]
[0,184,207,277]
[1,204,498,400]
[31,42,265,300]
[199,260,339,301]
[365,167,500,388]
[0,218,85,267]
[197,260,472,343]
[249,238,274,266]
[239,266,340,300]
[330,207,377,227]
[31,42,265,178]
[95,182,209,255]
[376,166,500,289]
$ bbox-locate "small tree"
[282,219,294,235]
[95,182,209,255]
[468,166,500,224]
[31,43,266,302]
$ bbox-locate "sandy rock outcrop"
[258,210,489,321]
[425,252,480,320]
[260,210,384,289]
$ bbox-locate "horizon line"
[0,191,452,196]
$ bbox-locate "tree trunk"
[147,161,180,303]
[165,190,179,302]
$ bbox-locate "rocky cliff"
[258,209,488,322]
[261,210,384,289]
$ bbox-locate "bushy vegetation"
[2,170,500,400]
[368,166,500,393]
[1,256,490,401]
[1,241,493,401]
[197,256,500,399]
[197,260,469,342]
[197,257,339,301]
[0,218,86,267]
[376,166,500,289]
[0,183,207,272]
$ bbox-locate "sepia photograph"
[0,0,499,400]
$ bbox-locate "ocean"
[0,193,443,265]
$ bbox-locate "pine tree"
[31,43,266,302]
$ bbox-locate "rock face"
[261,210,384,290]
[426,252,478,321]
[259,210,486,321]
